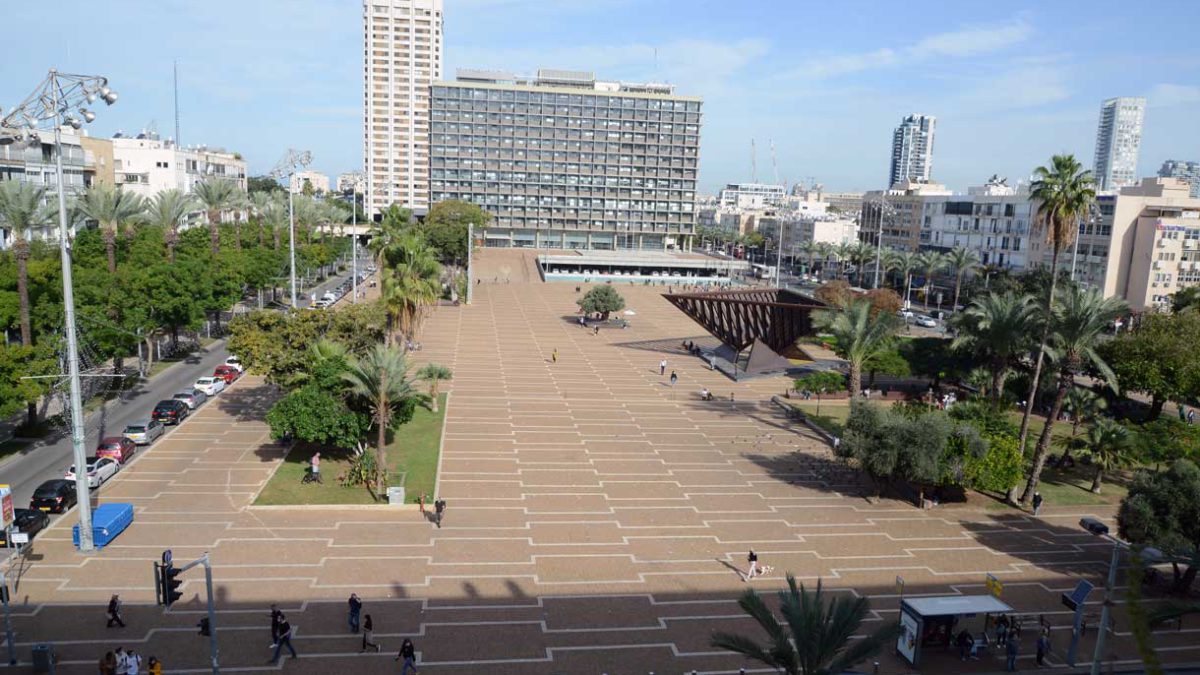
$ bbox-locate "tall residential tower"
[363,0,444,218]
[1159,159,1200,198]
[889,114,936,188]
[1093,97,1145,191]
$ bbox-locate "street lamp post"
[342,171,366,303]
[1,70,119,553]
[871,195,894,290]
[269,150,312,309]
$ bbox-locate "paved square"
[10,250,1177,673]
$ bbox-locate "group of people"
[954,614,1053,671]
[100,596,160,674]
[419,493,447,528]
[268,601,421,671]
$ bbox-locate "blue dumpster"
[72,503,134,549]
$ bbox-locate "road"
[0,267,361,513]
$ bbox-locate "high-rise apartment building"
[363,0,444,218]
[429,69,702,251]
[889,114,936,188]
[1093,97,1145,191]
[1159,159,1200,198]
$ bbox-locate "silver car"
[123,419,165,446]
[173,389,208,410]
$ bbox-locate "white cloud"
[1148,83,1200,107]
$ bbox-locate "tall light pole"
[2,70,119,552]
[269,150,312,309]
[342,171,366,303]
[775,217,784,289]
[871,194,895,289]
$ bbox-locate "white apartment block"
[718,182,785,209]
[0,129,91,250]
[889,114,936,188]
[1159,160,1200,198]
[110,134,247,199]
[1093,97,1145,191]
[363,0,444,218]
[290,170,330,195]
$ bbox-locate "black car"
[30,479,78,514]
[151,399,189,425]
[0,508,50,546]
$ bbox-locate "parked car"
[915,314,938,328]
[30,479,78,514]
[897,309,915,320]
[152,399,190,425]
[173,389,207,410]
[96,436,137,463]
[321,291,336,302]
[224,356,244,373]
[122,420,164,447]
[0,508,50,546]
[213,365,240,384]
[65,456,121,488]
[194,376,226,396]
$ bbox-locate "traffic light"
[162,561,183,607]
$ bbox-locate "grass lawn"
[254,393,447,506]
[785,400,850,436]
[1005,411,1081,444]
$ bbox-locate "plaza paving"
[8,249,1192,673]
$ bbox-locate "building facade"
[0,129,93,249]
[290,170,330,195]
[1159,160,1200,198]
[429,69,702,251]
[110,134,247,199]
[718,182,785,209]
[363,0,444,217]
[1093,97,1145,191]
[889,114,936,188]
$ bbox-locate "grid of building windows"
[429,76,701,250]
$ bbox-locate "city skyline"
[2,0,1198,195]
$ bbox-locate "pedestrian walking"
[114,647,128,675]
[1032,491,1044,516]
[593,325,600,335]
[396,638,419,674]
[99,651,117,675]
[147,656,163,675]
[996,614,1009,646]
[1005,634,1020,671]
[1036,631,1051,666]
[730,392,736,408]
[126,649,143,675]
[361,614,382,652]
[1189,409,1196,425]
[552,348,558,364]
[659,359,667,375]
[310,451,323,483]
[744,549,759,581]
[348,593,362,633]
[434,498,446,528]
[669,370,678,387]
[107,594,126,628]
[270,604,283,647]
[270,614,297,663]
[418,493,425,514]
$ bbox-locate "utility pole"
[269,149,313,309]
[466,222,474,304]
[342,171,366,303]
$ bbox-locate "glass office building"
[429,69,702,250]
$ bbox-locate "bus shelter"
[897,595,1013,667]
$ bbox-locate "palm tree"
[833,242,852,279]
[847,241,874,286]
[814,298,901,396]
[914,250,946,310]
[341,344,425,495]
[1017,154,1096,465]
[1079,418,1134,493]
[0,181,53,427]
[78,184,146,274]
[945,246,981,312]
[893,250,918,306]
[711,576,898,675]
[228,190,250,250]
[1020,286,1126,503]
[875,249,900,289]
[416,363,453,413]
[796,240,817,276]
[191,178,239,256]
[812,242,833,280]
[1059,387,1107,464]
[145,189,196,263]
[950,292,1038,401]
[380,233,442,347]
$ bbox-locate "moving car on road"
[0,509,50,547]
[914,314,938,328]
[173,390,207,410]
[65,456,121,488]
[30,479,78,514]
[152,399,190,425]
[193,376,225,396]
[122,420,164,447]
[96,436,137,463]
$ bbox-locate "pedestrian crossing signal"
[162,561,183,607]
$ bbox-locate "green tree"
[1018,154,1096,467]
[893,250,918,304]
[839,402,963,502]
[380,232,442,346]
[793,371,845,416]
[1118,459,1200,593]
[145,189,196,263]
[950,292,1039,401]
[710,576,898,675]
[341,344,426,495]
[0,181,53,427]
[78,183,145,274]
[266,384,370,450]
[962,433,1024,494]
[0,342,56,420]
[1129,418,1200,468]
[945,246,981,312]
[127,261,207,347]
[1097,311,1200,421]
[422,199,491,263]
[864,347,910,391]
[1021,287,1126,504]
[1058,387,1106,464]
[1171,286,1200,314]
[416,363,453,413]
[577,285,626,321]
[192,178,239,256]
[1078,418,1135,493]
[814,298,900,396]
[914,250,946,310]
[247,175,284,194]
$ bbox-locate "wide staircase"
[474,248,544,283]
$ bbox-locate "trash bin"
[386,487,406,505]
[32,643,54,673]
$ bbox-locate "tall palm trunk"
[375,367,389,496]
[209,209,220,256]
[166,228,178,263]
[14,238,36,427]
[848,363,862,399]
[1022,370,1070,502]
[953,273,965,313]
[103,228,118,274]
[990,362,1007,402]
[273,227,281,250]
[1015,248,1060,504]
[234,219,243,251]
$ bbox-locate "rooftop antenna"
[751,138,758,184]
[770,139,780,186]
[173,60,181,147]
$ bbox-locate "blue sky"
[4,0,1199,194]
